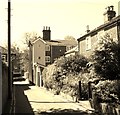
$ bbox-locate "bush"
[91,34,120,104]
[42,54,89,98]
[95,80,119,104]
[55,54,88,75]
[92,34,120,80]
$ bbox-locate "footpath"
[13,78,94,114]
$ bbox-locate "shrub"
[95,80,119,104]
[91,34,120,104]
[92,34,120,80]
[42,54,89,98]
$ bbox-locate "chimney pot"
[110,6,114,11]
[86,25,90,33]
[43,26,45,30]
[104,5,116,23]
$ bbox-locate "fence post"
[78,81,82,100]
[88,81,92,99]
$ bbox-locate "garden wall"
[2,62,8,111]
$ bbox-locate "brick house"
[77,6,120,58]
[29,26,77,86]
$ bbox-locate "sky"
[0,0,120,49]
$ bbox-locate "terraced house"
[77,6,120,58]
[29,26,77,87]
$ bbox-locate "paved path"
[13,78,93,115]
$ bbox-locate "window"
[86,36,91,50]
[45,56,50,62]
[45,45,50,51]
[38,57,41,59]
[2,55,7,62]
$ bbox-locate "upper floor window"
[86,36,91,50]
[2,55,7,62]
[45,45,50,51]
[45,56,50,63]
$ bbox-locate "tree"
[23,32,39,47]
[10,43,23,73]
[22,32,41,72]
[64,35,76,41]
[92,34,120,80]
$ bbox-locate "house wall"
[104,26,118,41]
[51,46,66,63]
[78,25,118,58]
[29,45,33,83]
[32,40,45,85]
[117,23,120,43]
[33,40,45,66]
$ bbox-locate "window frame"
[86,36,91,51]
[45,45,50,51]
[45,56,50,63]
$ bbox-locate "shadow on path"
[14,83,34,115]
[30,101,79,103]
[37,108,95,115]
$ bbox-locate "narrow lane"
[24,86,93,114]
[14,83,34,114]
[13,78,94,115]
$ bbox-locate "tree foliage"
[22,32,40,72]
[23,32,39,46]
[55,54,88,75]
[64,35,76,41]
[10,43,23,73]
[91,34,120,104]
[92,34,120,80]
[42,54,89,97]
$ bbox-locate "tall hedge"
[42,54,89,97]
[92,34,120,80]
[91,34,120,103]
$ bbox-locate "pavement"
[12,77,94,115]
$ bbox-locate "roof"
[32,37,46,44]
[0,46,7,54]
[65,46,78,54]
[32,37,77,46]
[46,40,77,46]
[77,15,120,41]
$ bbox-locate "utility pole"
[8,0,12,99]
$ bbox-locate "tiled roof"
[31,36,77,46]
[46,39,77,46]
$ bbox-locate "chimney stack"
[42,26,51,41]
[103,6,116,23]
[86,25,90,33]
